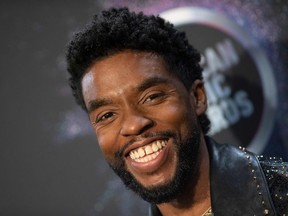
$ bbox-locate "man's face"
[81,50,206,203]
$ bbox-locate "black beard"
[109,126,201,204]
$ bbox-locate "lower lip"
[127,140,171,174]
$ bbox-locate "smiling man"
[66,7,288,216]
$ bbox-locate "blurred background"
[1,0,287,215]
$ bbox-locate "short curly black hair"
[66,7,210,134]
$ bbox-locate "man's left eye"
[144,92,165,103]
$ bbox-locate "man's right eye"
[95,112,115,124]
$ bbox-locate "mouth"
[128,139,168,163]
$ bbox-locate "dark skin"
[81,50,210,215]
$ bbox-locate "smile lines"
[129,140,167,163]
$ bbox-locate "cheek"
[96,130,119,161]
[151,102,197,140]
[153,102,194,126]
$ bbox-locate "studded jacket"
[149,138,288,216]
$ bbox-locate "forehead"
[88,50,170,79]
[81,51,177,100]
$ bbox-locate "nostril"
[120,115,154,136]
[138,119,154,134]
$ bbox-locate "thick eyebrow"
[136,77,170,93]
[87,98,112,114]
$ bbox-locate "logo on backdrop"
[161,7,277,154]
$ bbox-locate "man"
[66,7,288,215]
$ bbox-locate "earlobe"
[190,80,207,116]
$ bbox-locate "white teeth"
[138,148,145,157]
[134,151,139,159]
[145,145,153,155]
[152,143,158,152]
[156,141,162,149]
[130,151,135,159]
[129,140,168,162]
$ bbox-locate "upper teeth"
[129,140,167,160]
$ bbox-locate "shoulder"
[259,156,288,215]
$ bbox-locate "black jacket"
[149,138,288,216]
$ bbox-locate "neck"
[157,135,211,216]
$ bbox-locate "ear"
[189,80,207,116]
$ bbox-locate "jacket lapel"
[207,138,276,216]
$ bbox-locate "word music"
[201,39,254,135]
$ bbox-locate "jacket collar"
[207,138,276,215]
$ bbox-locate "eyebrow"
[136,77,170,93]
[87,98,112,113]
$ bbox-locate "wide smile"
[129,140,168,163]
[125,138,171,174]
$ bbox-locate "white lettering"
[201,39,254,135]
[205,74,231,105]
[208,90,254,135]
[204,48,223,75]
[216,39,239,70]
[220,98,240,124]
[207,105,229,135]
[235,90,254,117]
[211,74,231,99]
[202,38,239,79]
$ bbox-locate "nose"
[120,111,154,137]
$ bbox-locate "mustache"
[115,130,177,159]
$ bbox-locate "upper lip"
[123,136,168,157]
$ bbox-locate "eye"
[95,112,115,124]
[144,92,166,103]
